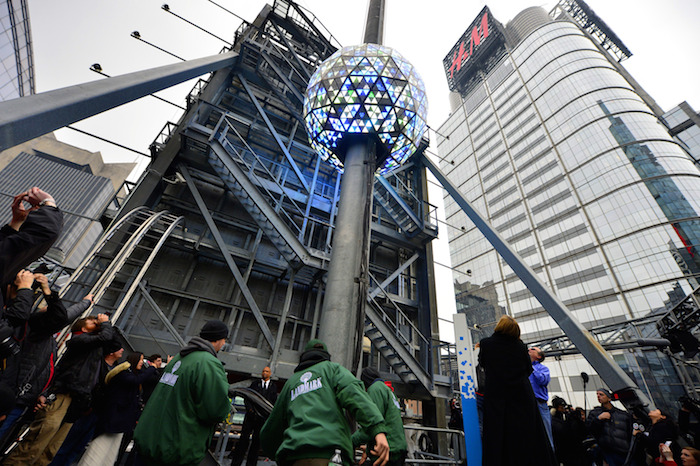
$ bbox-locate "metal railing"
[404,425,465,465]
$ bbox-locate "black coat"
[2,292,68,406]
[478,333,556,466]
[52,322,115,398]
[587,405,632,456]
[638,418,680,461]
[99,363,158,434]
[552,410,588,466]
[0,206,62,309]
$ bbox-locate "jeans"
[537,400,554,449]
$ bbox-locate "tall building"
[437,1,700,407]
[0,0,34,100]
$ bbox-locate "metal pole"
[318,140,376,370]
[422,153,652,412]
[0,51,236,151]
[363,0,385,44]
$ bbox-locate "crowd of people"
[476,314,700,466]
[0,188,405,465]
[5,188,700,466]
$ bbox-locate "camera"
[29,263,52,291]
[0,320,20,359]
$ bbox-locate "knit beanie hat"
[304,339,327,351]
[361,367,381,388]
[200,320,229,341]
[597,388,613,398]
[104,339,123,355]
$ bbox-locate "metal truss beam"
[270,269,296,370]
[423,153,652,411]
[260,51,305,104]
[179,164,276,348]
[0,51,237,151]
[239,74,310,193]
[369,252,419,299]
[268,19,312,80]
[137,282,187,348]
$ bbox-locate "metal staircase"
[57,208,184,347]
[363,268,433,394]
[373,176,423,236]
[183,112,329,271]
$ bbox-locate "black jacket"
[99,363,158,434]
[637,418,680,461]
[478,333,557,466]
[52,321,115,397]
[3,292,69,407]
[587,405,632,455]
[0,206,63,309]
[251,378,278,406]
[552,410,588,466]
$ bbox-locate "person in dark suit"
[230,366,278,466]
[478,315,556,466]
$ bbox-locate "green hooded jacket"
[133,337,230,466]
[260,357,387,465]
[352,380,408,460]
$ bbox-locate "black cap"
[552,396,567,408]
[200,320,229,342]
[361,367,381,388]
[104,339,123,354]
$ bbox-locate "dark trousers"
[48,411,98,466]
[229,413,262,466]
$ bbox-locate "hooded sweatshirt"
[133,337,230,466]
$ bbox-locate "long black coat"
[100,363,158,434]
[479,333,556,466]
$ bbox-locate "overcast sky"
[26,0,700,339]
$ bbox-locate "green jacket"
[260,358,387,466]
[134,337,230,466]
[352,380,407,460]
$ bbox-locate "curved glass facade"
[438,18,700,405]
[0,0,34,100]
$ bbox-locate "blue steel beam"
[0,51,237,151]
[422,153,652,411]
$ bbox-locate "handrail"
[202,106,334,250]
[367,271,431,361]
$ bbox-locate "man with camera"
[0,270,70,445]
[5,313,114,465]
[0,188,62,311]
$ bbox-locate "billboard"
[443,6,506,93]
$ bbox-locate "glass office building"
[0,0,33,100]
[437,2,700,406]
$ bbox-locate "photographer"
[0,273,87,450]
[0,188,62,310]
[5,314,114,466]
